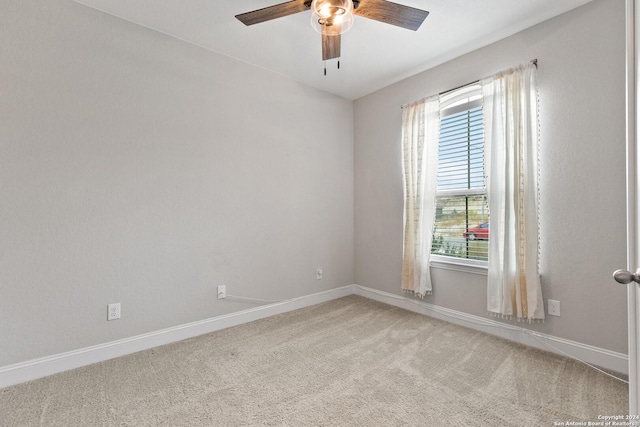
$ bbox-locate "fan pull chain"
[323,60,341,76]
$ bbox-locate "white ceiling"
[74,0,594,100]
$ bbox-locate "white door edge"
[626,0,639,415]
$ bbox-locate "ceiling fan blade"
[322,23,341,60]
[236,0,310,26]
[354,0,429,31]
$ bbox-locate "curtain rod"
[401,58,538,109]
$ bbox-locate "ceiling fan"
[235,0,429,63]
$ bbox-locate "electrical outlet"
[107,303,121,321]
[317,268,323,280]
[217,285,227,299]
[548,299,560,317]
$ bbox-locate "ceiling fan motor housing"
[304,0,360,9]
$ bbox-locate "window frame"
[430,85,488,275]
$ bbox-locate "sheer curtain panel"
[401,96,440,297]
[482,63,544,322]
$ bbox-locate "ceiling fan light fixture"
[312,0,353,17]
[310,0,354,35]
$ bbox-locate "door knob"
[613,269,640,284]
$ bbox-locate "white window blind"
[431,86,489,261]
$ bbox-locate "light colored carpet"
[0,295,628,426]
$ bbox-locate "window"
[430,85,488,262]
[402,63,540,312]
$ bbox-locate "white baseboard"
[353,285,629,375]
[0,286,353,389]
[0,283,628,389]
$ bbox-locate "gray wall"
[354,0,628,353]
[0,0,354,366]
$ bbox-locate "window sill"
[430,255,488,276]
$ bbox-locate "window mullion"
[435,188,485,198]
